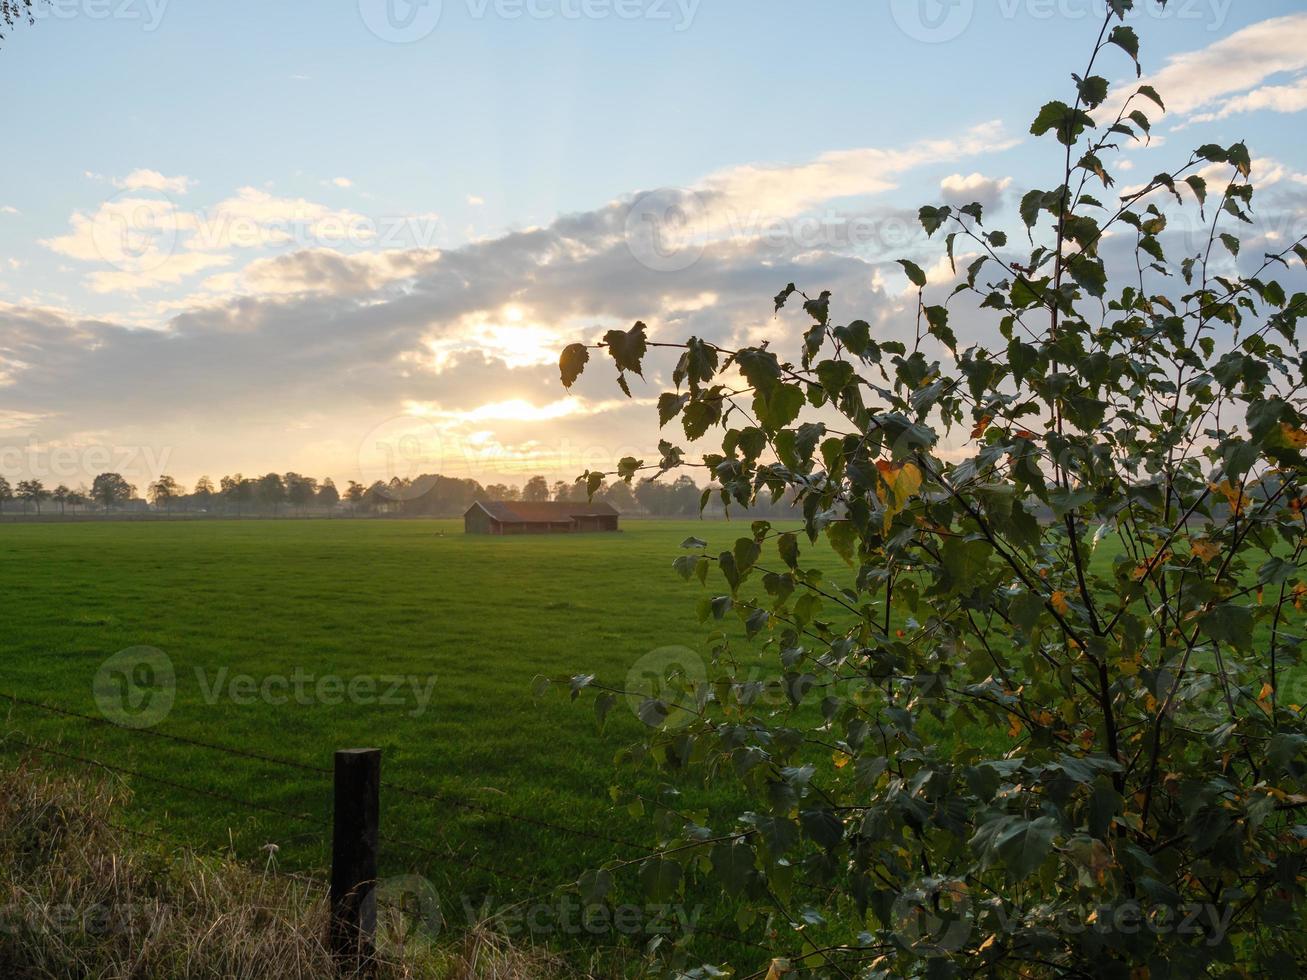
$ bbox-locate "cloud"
[114,169,195,195]
[205,247,441,298]
[332,177,353,188]
[1183,74,1307,127]
[2,119,1036,481]
[698,121,1017,227]
[467,195,485,206]
[1099,13,1307,125]
[0,205,17,215]
[40,188,380,295]
[939,172,1012,210]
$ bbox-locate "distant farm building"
[464,501,620,535]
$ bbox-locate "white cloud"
[700,121,1017,225]
[114,169,195,195]
[0,205,17,215]
[939,172,1012,210]
[467,195,485,206]
[41,188,380,295]
[1184,74,1307,127]
[1100,13,1307,124]
[332,177,353,188]
[86,252,233,295]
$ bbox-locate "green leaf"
[602,321,648,376]
[733,537,761,575]
[759,384,805,431]
[924,305,957,351]
[1030,101,1095,146]
[919,205,951,236]
[774,282,796,312]
[711,844,757,897]
[658,392,689,427]
[1109,25,1141,75]
[778,532,799,570]
[1137,84,1164,110]
[639,858,682,902]
[898,259,927,288]
[990,815,1059,879]
[559,344,589,389]
[1199,603,1253,651]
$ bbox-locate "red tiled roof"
[468,500,619,523]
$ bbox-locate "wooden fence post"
[329,748,381,975]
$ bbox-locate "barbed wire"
[2,697,781,960]
[0,732,328,829]
[2,691,648,854]
[0,691,332,775]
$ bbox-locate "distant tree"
[257,473,286,514]
[285,472,318,512]
[148,475,181,512]
[90,473,135,511]
[633,477,668,515]
[602,479,635,512]
[551,480,569,502]
[522,475,550,501]
[219,474,255,516]
[345,480,365,512]
[318,477,340,509]
[0,475,11,514]
[484,483,512,500]
[15,478,48,514]
[193,476,215,510]
[364,481,390,511]
[51,484,69,515]
[67,488,87,513]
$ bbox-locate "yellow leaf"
[766,959,791,980]
[832,751,850,769]
[1190,539,1220,563]
[876,461,922,529]
[1209,479,1248,517]
[1281,423,1307,448]
[1008,716,1023,739]
[1051,591,1070,616]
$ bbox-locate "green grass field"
[0,517,853,967]
[2,517,1299,970]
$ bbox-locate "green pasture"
[0,517,1298,969]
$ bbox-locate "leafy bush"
[561,2,1307,976]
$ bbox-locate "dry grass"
[0,756,599,979]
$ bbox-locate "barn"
[464,500,620,535]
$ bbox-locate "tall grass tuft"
[0,756,593,978]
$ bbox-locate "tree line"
[0,471,803,518]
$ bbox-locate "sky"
[1,0,1306,493]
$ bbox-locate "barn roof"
[467,500,619,523]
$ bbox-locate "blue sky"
[1,0,1305,491]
